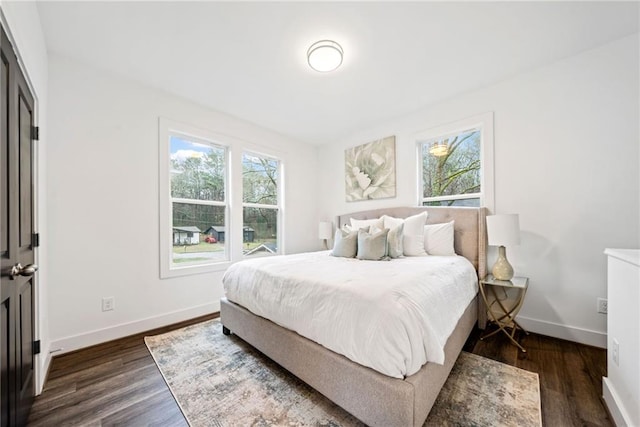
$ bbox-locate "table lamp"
[318,221,333,250]
[486,214,520,281]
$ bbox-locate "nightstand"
[479,275,529,352]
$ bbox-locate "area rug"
[145,319,541,427]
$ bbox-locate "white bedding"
[222,251,478,378]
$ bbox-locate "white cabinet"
[603,249,640,427]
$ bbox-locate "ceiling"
[37,2,638,145]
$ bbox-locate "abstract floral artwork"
[345,136,396,202]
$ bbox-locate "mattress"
[222,251,478,378]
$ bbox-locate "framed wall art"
[345,136,396,202]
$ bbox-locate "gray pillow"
[357,228,390,261]
[387,223,404,258]
[331,228,358,258]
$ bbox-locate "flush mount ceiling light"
[307,40,343,72]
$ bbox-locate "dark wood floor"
[28,315,611,426]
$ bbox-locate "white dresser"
[603,249,640,427]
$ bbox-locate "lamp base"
[492,245,514,281]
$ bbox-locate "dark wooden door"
[0,24,36,427]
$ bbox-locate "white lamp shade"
[486,214,521,247]
[318,221,333,239]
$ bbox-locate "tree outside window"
[242,153,281,257]
[421,128,481,206]
[169,136,228,266]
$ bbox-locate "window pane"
[172,202,226,265]
[171,136,225,202]
[422,129,481,199]
[243,207,277,257]
[242,153,278,205]
[423,198,480,207]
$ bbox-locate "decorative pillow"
[385,222,404,258]
[382,215,406,257]
[356,228,389,261]
[382,215,404,230]
[387,212,427,256]
[342,224,369,234]
[350,217,384,231]
[424,220,456,256]
[331,228,358,258]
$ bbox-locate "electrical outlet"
[102,297,114,312]
[612,338,619,366]
[597,298,608,314]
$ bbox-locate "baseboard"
[603,377,633,426]
[516,316,606,348]
[35,344,52,395]
[49,302,219,356]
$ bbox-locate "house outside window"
[242,152,281,258]
[416,112,494,210]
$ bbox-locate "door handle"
[10,263,38,280]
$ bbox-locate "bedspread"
[222,251,477,378]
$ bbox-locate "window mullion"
[242,202,278,210]
[171,197,227,207]
[422,193,481,203]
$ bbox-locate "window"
[242,152,281,258]
[160,119,229,278]
[417,113,494,210]
[421,128,481,206]
[170,136,228,265]
[160,119,285,277]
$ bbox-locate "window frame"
[241,150,283,258]
[415,112,495,211]
[159,118,231,278]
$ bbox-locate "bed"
[220,206,487,427]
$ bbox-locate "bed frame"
[221,206,487,427]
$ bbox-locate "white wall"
[47,54,318,353]
[317,35,640,347]
[603,249,640,427]
[0,1,49,393]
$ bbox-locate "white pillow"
[381,216,404,257]
[384,212,427,256]
[350,217,384,231]
[424,221,456,256]
[386,223,404,258]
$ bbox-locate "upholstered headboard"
[336,206,487,279]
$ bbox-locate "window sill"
[161,260,232,279]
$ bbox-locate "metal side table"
[479,275,529,352]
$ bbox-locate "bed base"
[220,295,478,427]
[220,206,487,425]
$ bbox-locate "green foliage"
[171,144,227,228]
[169,148,280,243]
[242,154,279,241]
[171,148,225,202]
[243,206,277,241]
[172,203,225,232]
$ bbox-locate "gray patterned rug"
[145,319,541,427]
